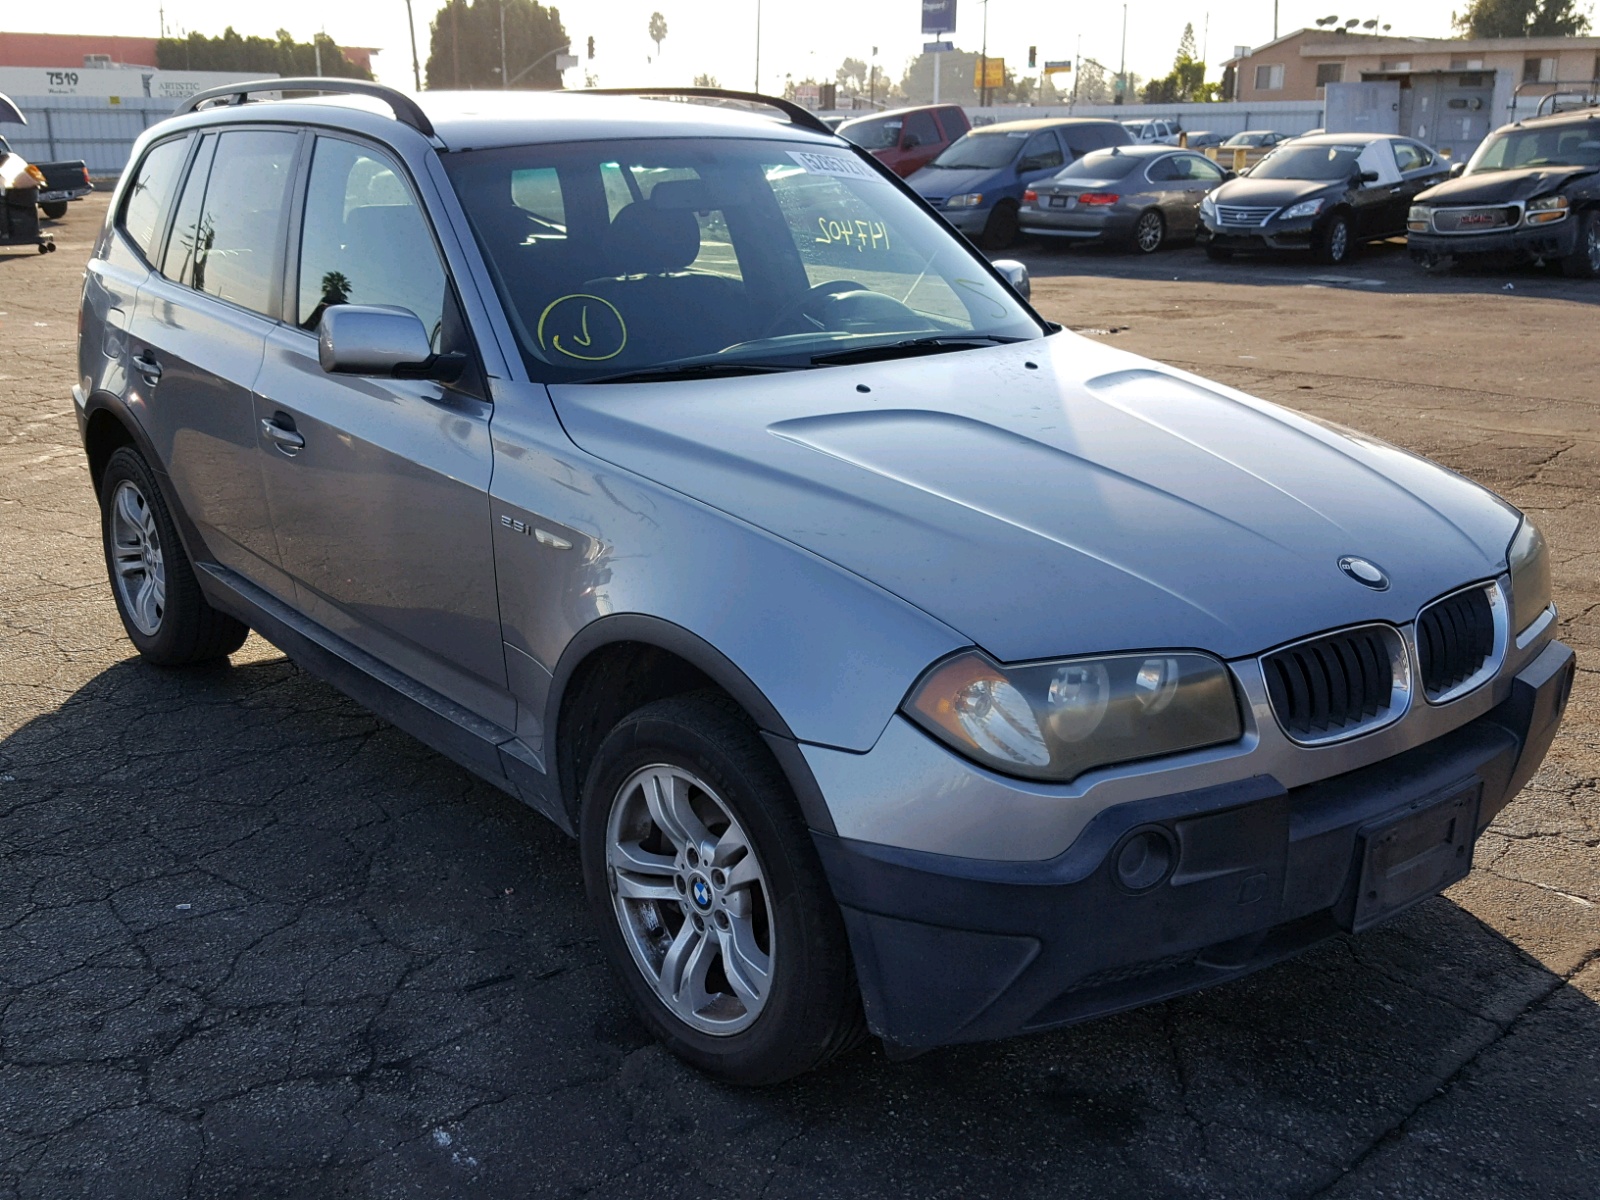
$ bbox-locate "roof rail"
[567,87,834,136]
[1508,79,1600,120]
[177,77,435,138]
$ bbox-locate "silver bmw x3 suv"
[76,80,1574,1084]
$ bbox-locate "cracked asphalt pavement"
[2,197,1597,1198]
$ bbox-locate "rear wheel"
[1316,212,1355,265]
[1131,209,1166,254]
[580,693,863,1085]
[40,200,68,220]
[979,201,1020,250]
[1559,209,1600,279]
[99,446,248,666]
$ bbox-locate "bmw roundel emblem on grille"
[691,878,712,909]
[1339,556,1390,590]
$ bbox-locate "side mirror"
[1222,169,1238,181]
[1449,161,1466,178]
[990,258,1031,301]
[1356,170,1380,184]
[317,305,464,382]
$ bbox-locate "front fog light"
[905,649,1243,782]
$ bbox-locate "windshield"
[1052,149,1143,182]
[1225,133,1267,147]
[840,117,902,150]
[1249,143,1363,180]
[444,137,1041,382]
[1468,122,1600,172]
[928,131,1026,170]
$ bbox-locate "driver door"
[1017,130,1066,188]
[1351,141,1402,239]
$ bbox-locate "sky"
[10,1,1487,94]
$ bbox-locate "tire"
[1411,250,1452,275]
[39,200,68,220]
[99,446,248,666]
[580,692,864,1085]
[1204,243,1234,261]
[1316,212,1355,265]
[979,201,1020,250]
[1559,209,1600,279]
[1131,209,1166,254]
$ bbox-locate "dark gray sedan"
[1018,145,1231,253]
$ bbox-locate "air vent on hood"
[1262,624,1408,744]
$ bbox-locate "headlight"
[1507,518,1553,639]
[904,649,1243,782]
[946,192,984,208]
[1200,193,1217,217]
[1281,197,1324,220]
[1408,204,1432,233]
[1525,194,1569,225]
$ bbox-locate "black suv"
[1408,104,1600,276]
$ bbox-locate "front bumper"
[816,639,1574,1050]
[1199,217,1318,251]
[933,205,990,234]
[1408,221,1579,262]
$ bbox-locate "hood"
[1209,176,1337,208]
[1417,165,1595,205]
[907,165,996,198]
[548,336,1517,664]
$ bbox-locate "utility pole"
[754,0,762,91]
[404,0,422,90]
[1274,0,1279,40]
[1118,3,1128,105]
[314,33,323,77]
[979,0,990,108]
[500,0,508,90]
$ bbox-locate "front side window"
[1393,142,1433,173]
[445,137,1041,382]
[119,136,190,263]
[841,117,902,151]
[1175,154,1225,181]
[166,129,299,317]
[296,137,447,348]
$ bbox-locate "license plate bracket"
[1348,782,1480,933]
[1049,195,1070,208]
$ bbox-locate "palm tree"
[648,12,667,57]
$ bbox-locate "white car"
[1121,118,1182,146]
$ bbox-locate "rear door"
[1391,141,1449,231]
[1172,153,1228,234]
[251,133,509,724]
[124,127,299,597]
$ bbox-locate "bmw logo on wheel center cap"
[1339,556,1390,590]
[690,877,713,909]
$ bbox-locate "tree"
[649,12,668,56]
[837,57,868,93]
[425,0,568,90]
[1453,0,1590,36]
[693,72,720,87]
[1139,25,1208,105]
[1075,59,1112,105]
[155,28,371,78]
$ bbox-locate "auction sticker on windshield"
[788,150,879,180]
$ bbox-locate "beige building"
[1227,29,1600,104]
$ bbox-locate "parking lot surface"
[2,197,1597,1199]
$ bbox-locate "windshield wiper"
[808,335,1025,367]
[582,361,801,385]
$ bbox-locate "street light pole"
[754,0,762,92]
[500,0,508,90]
[1118,3,1128,105]
[979,0,989,108]
[404,0,422,90]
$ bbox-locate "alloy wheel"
[605,764,774,1036]
[1135,211,1164,253]
[1587,222,1600,273]
[109,480,166,636]
[1328,219,1350,262]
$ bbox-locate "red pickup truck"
[837,105,971,178]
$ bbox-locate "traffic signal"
[587,35,595,59]
[1028,45,1036,69]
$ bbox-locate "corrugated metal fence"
[965,101,1328,138]
[4,95,181,177]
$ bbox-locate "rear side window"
[119,136,190,263]
[166,129,299,317]
[296,137,448,349]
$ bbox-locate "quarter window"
[118,136,190,263]
[166,129,299,318]
[296,137,447,349]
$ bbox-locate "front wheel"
[580,693,864,1085]
[979,201,1020,250]
[1316,212,1355,265]
[99,446,248,665]
[40,200,68,220]
[1560,209,1600,279]
[1131,209,1166,254]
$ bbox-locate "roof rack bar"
[177,77,435,138]
[1508,79,1600,119]
[567,87,834,136]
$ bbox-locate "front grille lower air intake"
[1416,584,1498,701]
[1262,625,1406,744]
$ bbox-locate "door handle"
[260,416,305,456]
[131,351,162,386]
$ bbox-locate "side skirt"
[195,563,572,836]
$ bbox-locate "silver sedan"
[1019,145,1232,253]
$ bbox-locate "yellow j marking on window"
[537,294,627,361]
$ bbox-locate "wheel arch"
[546,614,835,836]
[80,391,211,568]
